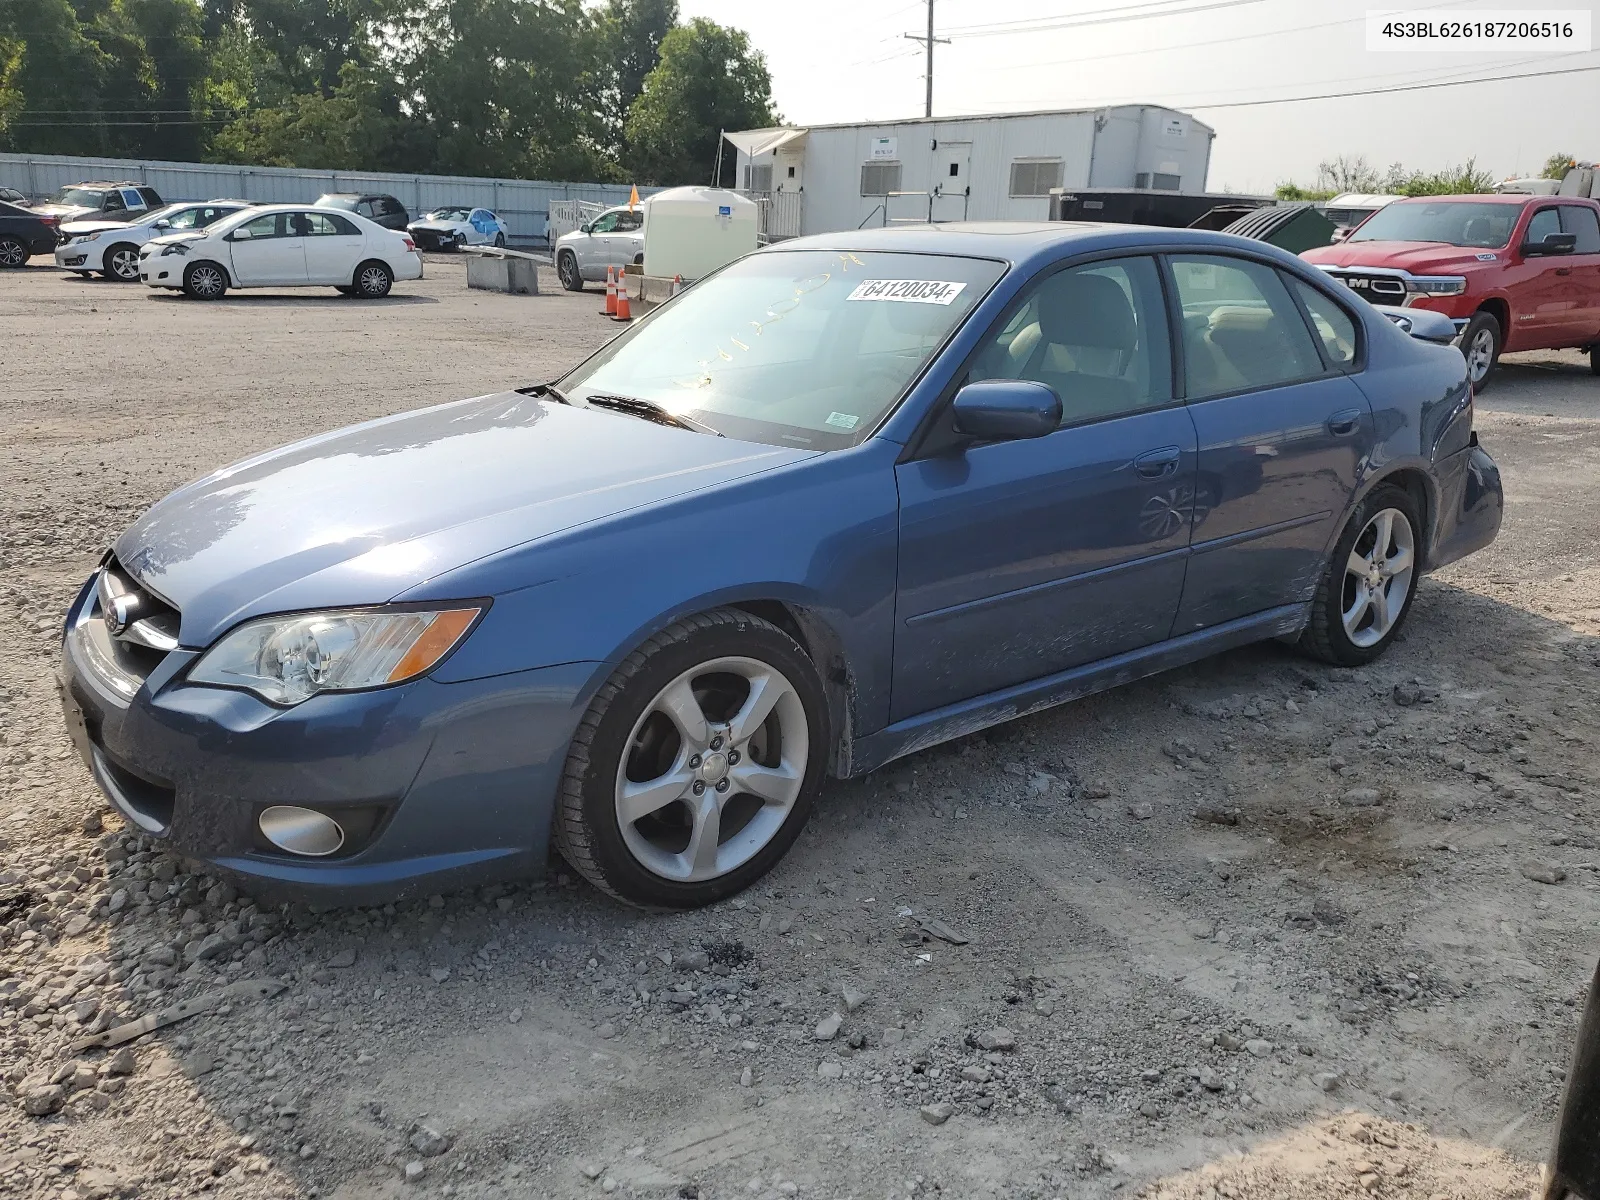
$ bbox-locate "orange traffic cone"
[612,275,632,322]
[602,266,617,315]
[671,274,683,297]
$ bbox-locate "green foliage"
[1274,182,1336,202]
[0,0,774,184]
[1277,156,1497,202]
[1542,152,1576,180]
[624,18,775,187]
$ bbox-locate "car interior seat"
[1020,271,1141,421]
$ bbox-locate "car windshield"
[426,207,471,221]
[55,188,105,207]
[560,250,1004,449]
[1349,201,1520,248]
[316,195,359,211]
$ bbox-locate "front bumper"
[58,571,597,903]
[56,243,94,269]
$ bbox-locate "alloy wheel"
[188,265,224,298]
[0,238,26,267]
[559,254,580,290]
[1341,507,1415,648]
[614,656,808,883]
[109,247,139,281]
[1465,327,1495,385]
[358,265,390,297]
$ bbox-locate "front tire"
[555,609,828,909]
[493,232,506,248]
[182,261,227,300]
[353,260,392,298]
[1300,483,1421,666]
[558,251,583,292]
[1459,311,1500,392]
[102,242,140,282]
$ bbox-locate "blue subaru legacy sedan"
[59,223,1503,908]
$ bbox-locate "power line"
[960,58,1600,115]
[944,0,1266,39]
[953,0,1462,74]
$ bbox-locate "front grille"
[81,557,182,691]
[1327,271,1407,306]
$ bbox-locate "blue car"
[58,223,1503,908]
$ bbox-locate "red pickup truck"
[1302,193,1600,390]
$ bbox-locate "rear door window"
[615,210,643,232]
[1288,277,1359,368]
[1168,255,1325,399]
[1559,205,1600,253]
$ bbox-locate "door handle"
[1134,446,1182,478]
[1555,267,1572,276]
[1326,408,1362,438]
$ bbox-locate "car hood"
[35,203,98,223]
[1302,240,1505,272]
[61,219,136,238]
[114,392,812,645]
[146,231,206,247]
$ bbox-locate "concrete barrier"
[464,249,540,295]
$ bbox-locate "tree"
[623,18,775,186]
[1542,152,1576,181]
[0,0,109,155]
[601,0,676,143]
[1315,154,1381,195]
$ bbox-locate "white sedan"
[406,206,509,251]
[57,200,248,281]
[140,204,423,299]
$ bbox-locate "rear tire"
[182,261,227,300]
[1459,311,1500,392]
[102,242,140,282]
[554,609,828,909]
[1300,483,1422,666]
[0,236,28,268]
[558,251,583,292]
[353,260,392,298]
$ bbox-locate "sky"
[678,0,1600,193]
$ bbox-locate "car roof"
[69,181,146,188]
[766,221,1318,271]
[318,192,395,200]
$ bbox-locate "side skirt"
[847,603,1309,777]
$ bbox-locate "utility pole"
[904,0,950,119]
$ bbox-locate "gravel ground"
[2,252,1598,1200]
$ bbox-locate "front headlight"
[158,242,190,257]
[1404,276,1467,296]
[188,606,482,705]
[76,232,102,244]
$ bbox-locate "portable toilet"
[642,187,758,283]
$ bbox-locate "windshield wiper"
[516,382,569,403]
[584,393,722,436]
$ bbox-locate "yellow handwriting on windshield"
[680,266,845,391]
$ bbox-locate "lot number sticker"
[846,279,967,305]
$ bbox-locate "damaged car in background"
[59,223,1502,909]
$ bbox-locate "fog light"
[258,806,344,856]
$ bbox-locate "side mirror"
[1525,231,1577,257]
[1331,226,1352,243]
[579,223,592,234]
[1545,959,1600,1200]
[951,380,1062,442]
[152,219,170,230]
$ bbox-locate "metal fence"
[547,198,608,245]
[742,190,804,242]
[0,152,655,247]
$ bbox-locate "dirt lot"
[2,252,1598,1200]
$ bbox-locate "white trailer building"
[723,104,1214,240]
